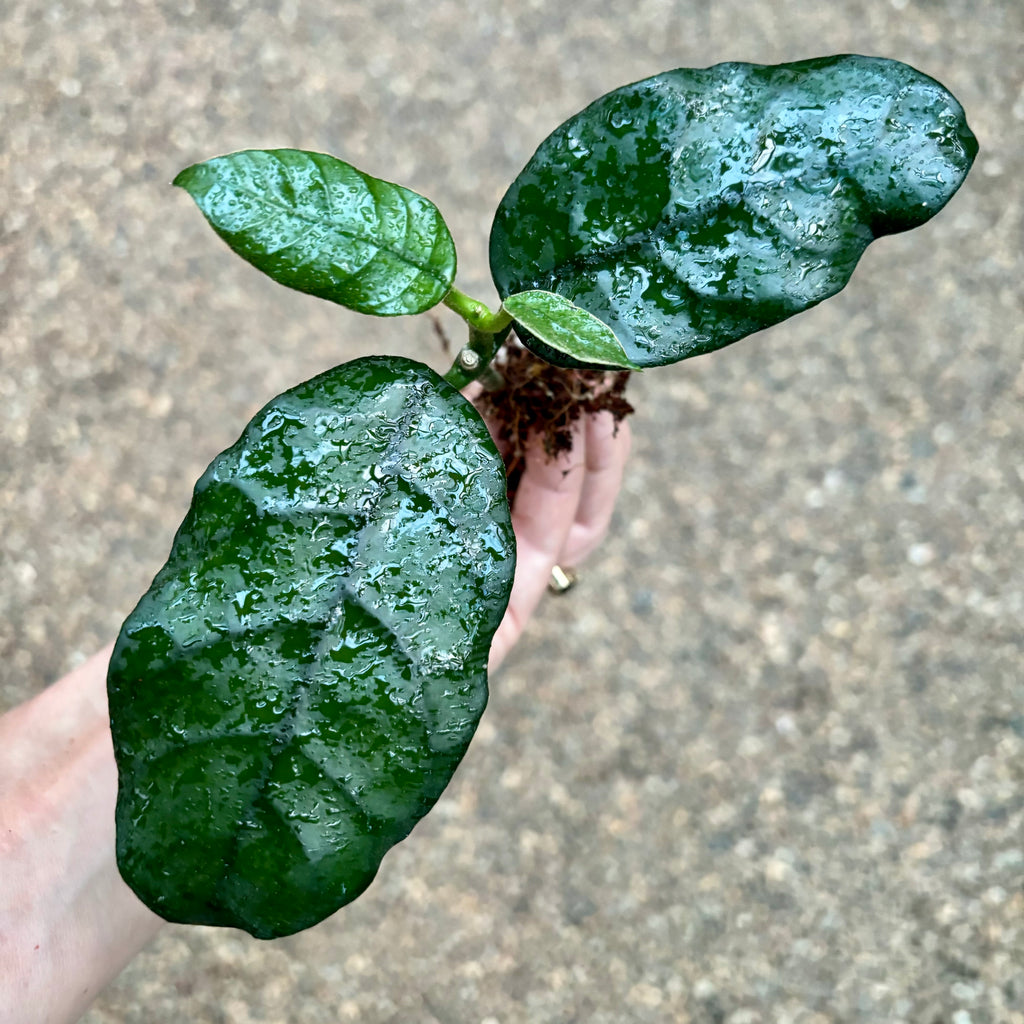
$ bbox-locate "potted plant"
[105,54,976,940]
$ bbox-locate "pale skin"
[0,409,630,1024]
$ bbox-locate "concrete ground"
[2,0,1021,1021]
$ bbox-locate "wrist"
[1,646,163,1024]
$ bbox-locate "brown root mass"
[471,341,634,502]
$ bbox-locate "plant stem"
[443,323,511,391]
[441,286,514,390]
[443,286,513,334]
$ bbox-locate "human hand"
[478,408,631,670]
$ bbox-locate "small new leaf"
[502,290,639,369]
[175,149,457,316]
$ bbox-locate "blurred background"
[2,1,1021,1021]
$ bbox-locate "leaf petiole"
[442,286,513,334]
[441,286,514,389]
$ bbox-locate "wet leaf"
[502,290,638,369]
[108,357,514,938]
[175,149,457,316]
[490,55,977,367]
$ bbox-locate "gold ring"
[548,565,578,595]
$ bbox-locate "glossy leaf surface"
[175,149,457,316]
[108,357,514,938]
[502,290,638,369]
[490,55,977,368]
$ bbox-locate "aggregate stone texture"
[1,1,1021,1022]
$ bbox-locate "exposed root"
[470,340,634,502]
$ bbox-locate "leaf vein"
[291,744,383,828]
[221,182,443,285]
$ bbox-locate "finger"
[488,421,587,671]
[559,412,631,568]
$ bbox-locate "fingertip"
[583,413,630,476]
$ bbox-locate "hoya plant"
[107,55,976,939]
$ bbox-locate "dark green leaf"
[490,55,977,368]
[108,357,514,938]
[175,149,457,316]
[502,290,638,369]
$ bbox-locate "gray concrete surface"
[2,0,1021,1021]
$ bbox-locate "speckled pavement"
[2,1,1021,1021]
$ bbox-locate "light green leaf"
[175,149,456,316]
[502,290,638,369]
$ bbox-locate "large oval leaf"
[490,55,977,368]
[175,149,457,316]
[107,357,514,938]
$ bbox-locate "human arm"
[0,645,163,1024]
[0,409,630,1024]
